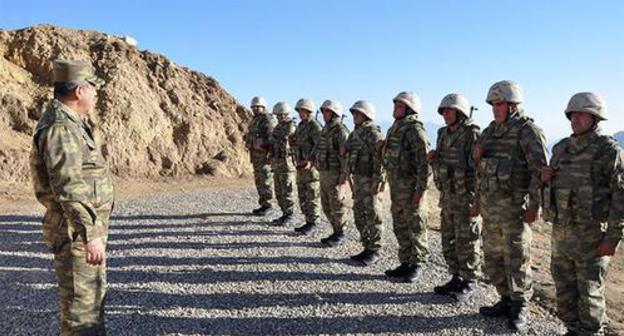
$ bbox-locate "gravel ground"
[0,186,566,335]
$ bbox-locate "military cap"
[53,60,105,86]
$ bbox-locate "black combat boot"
[294,222,316,235]
[252,205,272,216]
[452,279,477,302]
[320,231,346,247]
[385,263,410,278]
[433,274,462,295]
[270,213,294,226]
[508,301,528,332]
[359,249,380,266]
[479,295,511,317]
[563,331,578,336]
[403,263,422,283]
[350,249,368,262]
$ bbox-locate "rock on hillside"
[0,24,252,183]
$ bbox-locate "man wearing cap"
[30,60,114,335]
[473,80,547,331]
[541,92,624,336]
[244,96,277,216]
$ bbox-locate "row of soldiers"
[244,81,624,335]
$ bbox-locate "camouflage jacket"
[30,100,115,247]
[244,112,276,151]
[343,120,385,183]
[383,114,431,194]
[269,119,296,160]
[293,118,322,163]
[313,118,349,172]
[543,130,624,247]
[475,111,547,210]
[432,120,480,202]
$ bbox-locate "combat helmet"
[393,91,422,114]
[486,80,524,105]
[349,100,376,120]
[272,101,292,115]
[250,96,267,108]
[565,92,607,121]
[438,93,471,118]
[320,100,343,117]
[295,98,317,113]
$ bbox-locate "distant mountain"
[614,131,624,147]
[378,119,443,146]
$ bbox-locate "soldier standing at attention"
[244,96,276,216]
[382,91,431,283]
[313,100,350,247]
[292,98,322,235]
[268,101,297,226]
[473,80,547,331]
[30,60,114,335]
[343,100,386,265]
[541,92,623,336]
[427,93,482,301]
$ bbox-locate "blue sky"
[2,0,623,142]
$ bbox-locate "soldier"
[343,100,385,265]
[382,91,431,283]
[541,92,623,336]
[30,60,114,335]
[473,80,547,331]
[268,101,297,226]
[292,98,322,235]
[427,93,482,301]
[314,100,350,246]
[244,96,276,216]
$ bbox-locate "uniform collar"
[53,99,85,125]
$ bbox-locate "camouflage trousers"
[251,153,273,207]
[439,193,482,280]
[296,168,321,224]
[352,175,383,251]
[480,192,533,303]
[552,222,610,335]
[53,239,107,336]
[319,170,348,233]
[272,159,296,215]
[388,175,429,265]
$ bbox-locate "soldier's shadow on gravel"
[108,229,287,240]
[110,212,250,221]
[0,215,41,224]
[109,240,318,251]
[110,255,346,267]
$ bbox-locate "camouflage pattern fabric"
[544,130,624,335]
[476,110,547,304]
[245,112,276,207]
[383,114,431,265]
[431,120,482,280]
[30,100,114,335]
[314,118,349,232]
[344,120,385,251]
[293,118,322,224]
[270,118,297,215]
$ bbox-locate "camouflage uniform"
[543,92,624,335]
[269,113,296,217]
[293,113,322,226]
[30,96,114,334]
[314,114,349,235]
[244,102,276,210]
[476,102,547,306]
[383,111,431,267]
[344,119,385,252]
[432,120,482,281]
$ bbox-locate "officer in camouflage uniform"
[343,100,386,265]
[292,98,322,235]
[244,96,276,216]
[473,80,547,331]
[30,60,114,335]
[382,91,431,283]
[313,100,350,246]
[268,101,297,226]
[541,92,624,336]
[427,93,482,301]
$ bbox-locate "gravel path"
[0,186,565,335]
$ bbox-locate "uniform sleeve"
[606,147,624,247]
[371,129,386,185]
[519,124,548,211]
[465,126,480,204]
[335,126,349,171]
[306,122,322,161]
[342,132,354,176]
[39,125,103,241]
[409,128,431,195]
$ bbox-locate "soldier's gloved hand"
[541,166,556,182]
[472,144,485,161]
[596,242,617,256]
[86,237,106,266]
[426,150,438,162]
[412,192,423,207]
[468,203,479,217]
[522,208,538,224]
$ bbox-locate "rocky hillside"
[0,24,252,183]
